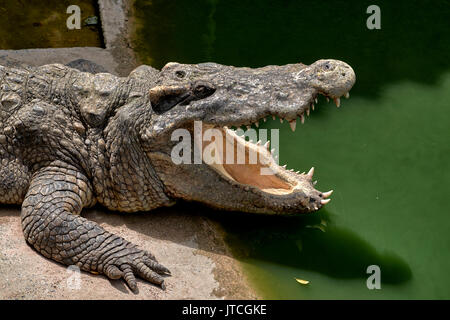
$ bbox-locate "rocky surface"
[0,205,258,299]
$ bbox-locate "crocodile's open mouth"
[199,92,349,207]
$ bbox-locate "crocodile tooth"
[306,108,310,116]
[315,97,318,103]
[289,119,296,132]
[263,117,267,122]
[256,140,262,145]
[334,97,340,107]
[279,118,284,123]
[313,180,317,185]
[321,199,331,205]
[345,92,350,98]
[272,115,276,120]
[326,97,330,102]
[264,141,270,149]
[307,167,314,179]
[282,164,287,169]
[254,121,259,128]
[300,114,305,124]
[322,190,333,198]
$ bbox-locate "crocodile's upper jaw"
[143,59,355,214]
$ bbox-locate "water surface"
[0,0,103,49]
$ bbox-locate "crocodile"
[0,59,355,291]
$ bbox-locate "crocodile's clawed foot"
[104,250,171,292]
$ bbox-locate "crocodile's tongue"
[199,124,298,195]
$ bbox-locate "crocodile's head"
[139,59,355,214]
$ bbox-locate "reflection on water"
[219,210,412,283]
[133,0,450,299]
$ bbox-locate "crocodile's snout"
[306,59,356,100]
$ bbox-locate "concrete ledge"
[0,206,257,299]
[0,47,118,74]
[98,0,127,49]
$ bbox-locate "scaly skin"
[0,59,355,291]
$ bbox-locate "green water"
[133,0,450,299]
[0,0,103,49]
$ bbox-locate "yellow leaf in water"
[295,278,310,285]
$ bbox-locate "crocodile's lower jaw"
[202,124,323,199]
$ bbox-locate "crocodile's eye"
[77,89,90,98]
[194,84,215,99]
[175,70,186,78]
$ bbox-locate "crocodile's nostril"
[342,73,346,76]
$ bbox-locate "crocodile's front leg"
[21,161,170,291]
